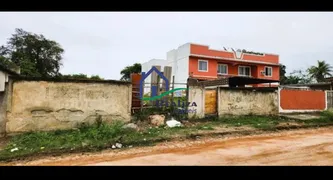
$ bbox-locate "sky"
[0,12,333,80]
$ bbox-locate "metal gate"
[327,91,333,109]
[205,88,217,115]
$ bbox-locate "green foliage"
[196,125,214,130]
[0,28,64,77]
[0,121,190,161]
[120,63,141,81]
[307,60,332,82]
[217,115,284,130]
[279,64,287,85]
[134,95,189,122]
[0,56,18,71]
[0,121,135,160]
[90,75,103,80]
[60,73,103,80]
[281,61,332,84]
[283,69,313,85]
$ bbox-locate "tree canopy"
[0,28,64,77]
[120,63,141,81]
[60,73,103,80]
[307,60,332,82]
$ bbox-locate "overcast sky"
[0,12,332,80]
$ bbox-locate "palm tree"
[307,60,332,82]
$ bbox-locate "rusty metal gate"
[131,73,142,113]
[327,91,333,109]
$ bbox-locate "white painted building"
[0,70,9,92]
[141,43,191,93]
[0,65,20,92]
[166,43,191,89]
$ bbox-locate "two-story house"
[142,42,280,88]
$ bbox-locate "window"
[265,66,272,77]
[217,64,228,75]
[238,66,251,76]
[198,60,208,72]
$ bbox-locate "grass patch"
[193,113,333,131]
[196,125,215,130]
[218,115,284,130]
[0,121,135,160]
[299,111,333,125]
[0,121,197,161]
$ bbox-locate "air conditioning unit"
[260,70,265,75]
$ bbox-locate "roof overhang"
[0,64,20,76]
[228,76,280,86]
[325,77,333,82]
[285,82,331,87]
[188,76,280,87]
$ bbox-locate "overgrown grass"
[191,112,333,131]
[0,121,197,161]
[300,111,333,125]
[216,115,287,130]
[1,112,333,161]
[0,121,132,160]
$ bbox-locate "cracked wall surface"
[6,81,131,134]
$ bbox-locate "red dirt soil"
[2,127,333,166]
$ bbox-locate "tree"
[283,75,301,85]
[90,75,103,80]
[307,60,332,82]
[0,56,15,69]
[279,64,287,85]
[285,69,312,84]
[120,63,141,81]
[0,28,64,77]
[60,73,103,80]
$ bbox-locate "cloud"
[0,12,333,79]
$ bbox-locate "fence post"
[171,76,175,108]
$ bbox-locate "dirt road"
[3,127,333,166]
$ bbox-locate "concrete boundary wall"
[187,85,205,119]
[218,87,278,116]
[4,78,132,134]
[187,85,279,118]
[278,87,327,113]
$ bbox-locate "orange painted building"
[188,44,280,86]
[143,43,280,87]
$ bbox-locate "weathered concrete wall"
[0,79,11,137]
[0,92,6,137]
[6,80,132,134]
[188,85,204,119]
[218,88,278,116]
